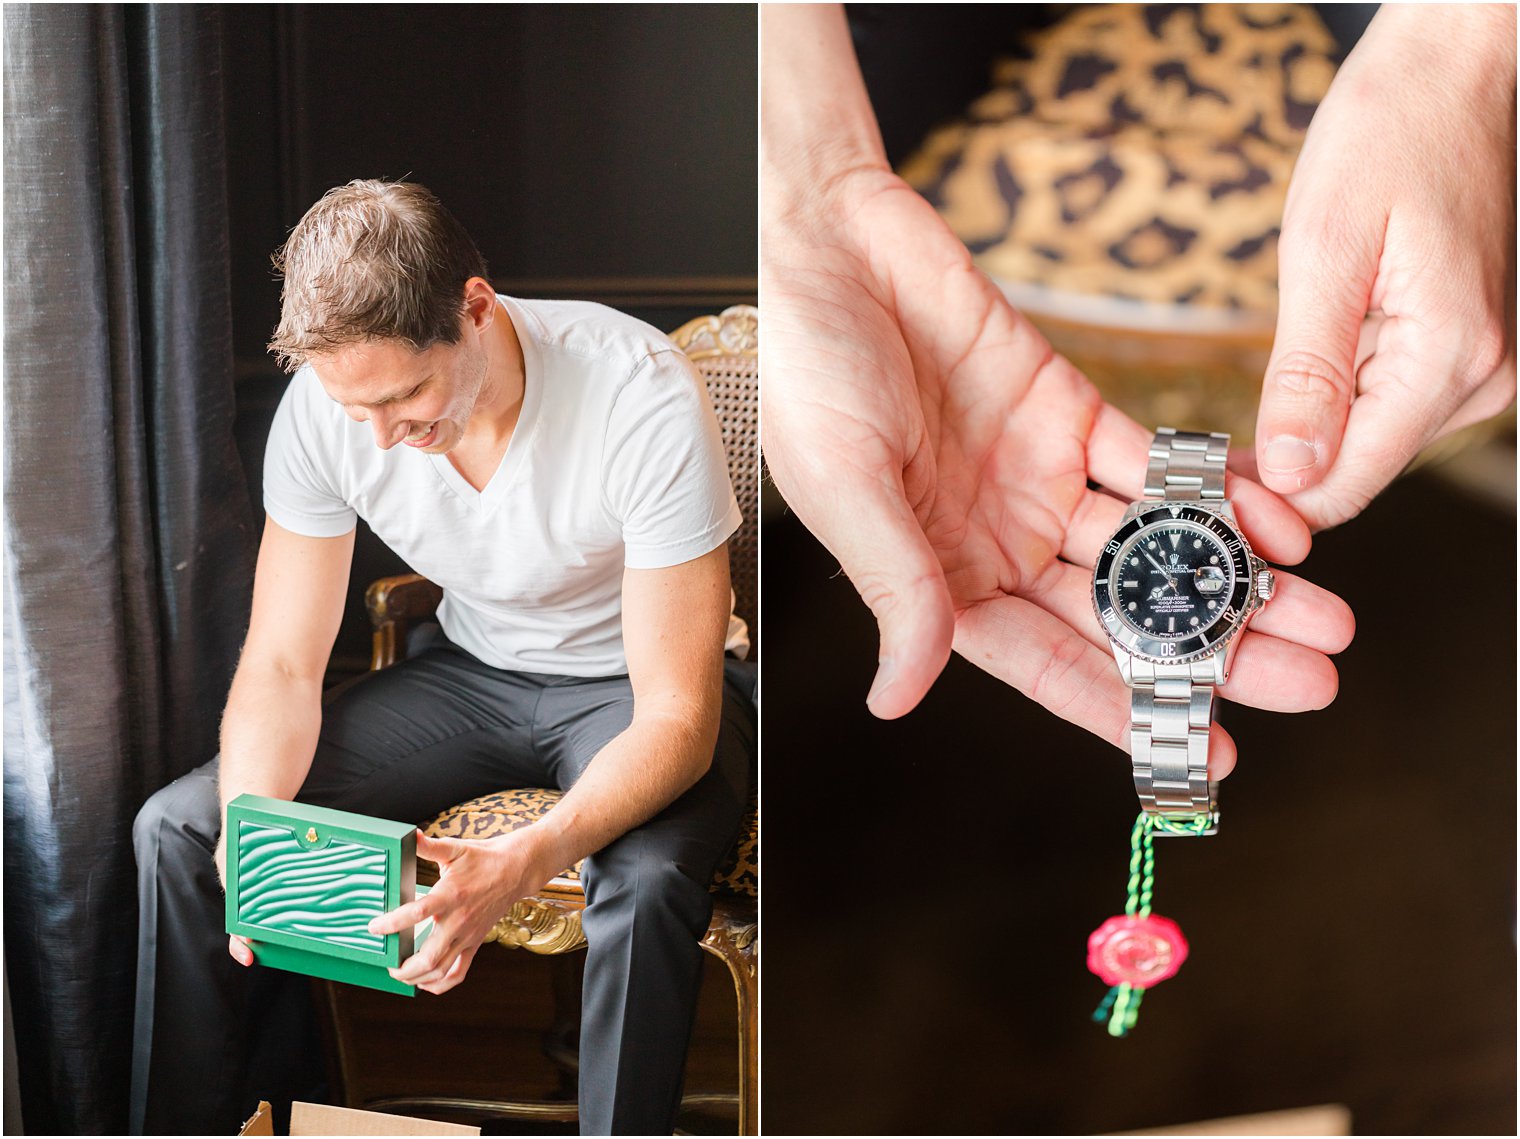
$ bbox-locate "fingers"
[1280,317,1513,530]
[952,594,1240,779]
[368,888,441,937]
[952,592,1131,749]
[1084,405,1311,565]
[389,933,445,986]
[1082,403,1152,499]
[415,830,459,867]
[1217,630,1339,713]
[228,935,254,967]
[1433,353,1517,443]
[417,944,480,996]
[1245,573,1354,655]
[847,479,956,719]
[1021,558,1345,712]
[1254,189,1382,496]
[775,458,955,719]
[393,937,479,991]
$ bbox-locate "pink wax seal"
[1087,914,1189,989]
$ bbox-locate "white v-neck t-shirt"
[262,295,744,678]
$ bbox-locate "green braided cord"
[1123,814,1147,917]
[1104,982,1145,1037]
[1092,986,1119,1023]
[1096,812,1209,1036]
[1096,813,1179,1036]
[1151,814,1214,837]
[1123,813,1157,919]
[1110,985,1132,1036]
[1116,983,1144,1036]
[1093,984,1146,1037]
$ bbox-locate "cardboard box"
[225,795,434,996]
[239,1100,480,1136]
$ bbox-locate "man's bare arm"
[372,541,732,993]
[529,542,730,870]
[762,3,887,202]
[215,515,354,888]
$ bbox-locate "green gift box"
[225,794,434,996]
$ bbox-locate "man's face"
[310,326,489,454]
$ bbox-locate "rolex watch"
[1091,428,1276,835]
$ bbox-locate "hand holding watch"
[1086,426,1285,1034]
[1091,428,1276,835]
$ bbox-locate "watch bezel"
[1091,504,1256,664]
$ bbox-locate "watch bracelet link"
[1132,427,1229,833]
[1128,656,1219,834]
[1144,427,1229,502]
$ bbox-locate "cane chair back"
[669,306,759,640]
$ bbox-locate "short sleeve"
[261,368,358,538]
[603,350,741,569]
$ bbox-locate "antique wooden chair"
[316,305,759,1135]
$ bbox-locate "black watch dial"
[1108,522,1236,639]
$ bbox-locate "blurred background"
[759,4,1516,1134]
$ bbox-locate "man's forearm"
[217,662,323,822]
[762,3,889,214]
[517,699,722,884]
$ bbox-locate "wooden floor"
[759,464,1516,1135]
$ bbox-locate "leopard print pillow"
[899,4,1339,315]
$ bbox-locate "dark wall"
[221,3,757,675]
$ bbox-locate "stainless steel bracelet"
[1144,427,1229,502]
[1129,656,1219,834]
[1131,428,1229,833]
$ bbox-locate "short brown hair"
[266,179,489,373]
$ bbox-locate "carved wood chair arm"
[364,574,443,671]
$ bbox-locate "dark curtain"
[3,6,256,1133]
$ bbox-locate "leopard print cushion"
[423,789,758,898]
[899,4,1338,314]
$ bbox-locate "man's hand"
[764,164,1356,776]
[1255,3,1516,529]
[214,834,261,967]
[763,4,1353,777]
[369,830,555,996]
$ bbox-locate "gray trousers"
[130,632,756,1136]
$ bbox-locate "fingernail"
[1262,436,1317,474]
[866,657,896,713]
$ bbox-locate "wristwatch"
[1091,428,1276,835]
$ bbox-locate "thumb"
[804,467,954,720]
[416,830,457,865]
[1256,201,1382,494]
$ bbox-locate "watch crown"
[1255,568,1276,602]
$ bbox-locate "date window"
[1196,566,1227,595]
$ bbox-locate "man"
[130,179,755,1135]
